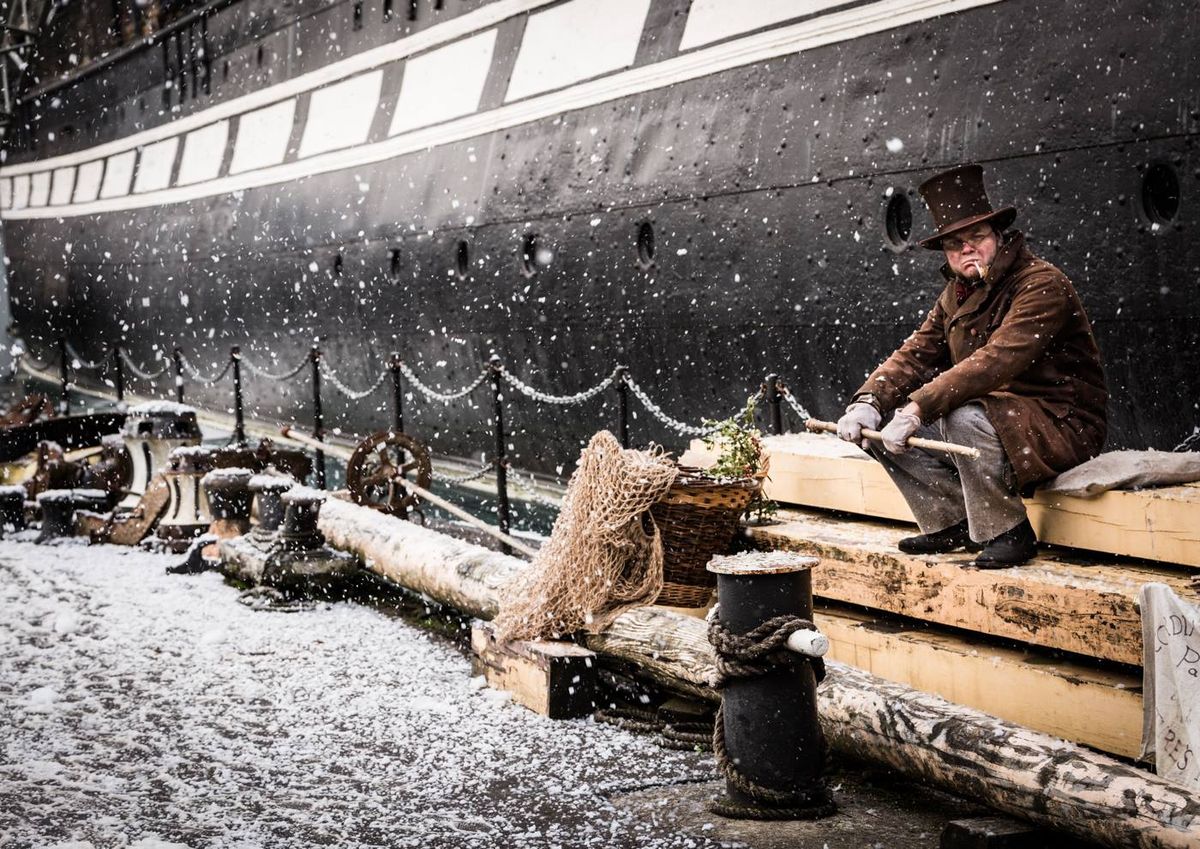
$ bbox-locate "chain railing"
[14,333,828,528]
[398,362,489,404]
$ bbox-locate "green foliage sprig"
[701,397,777,523]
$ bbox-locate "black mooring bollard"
[706,551,835,820]
[489,355,512,552]
[765,373,783,435]
[57,336,70,415]
[390,352,404,433]
[615,365,630,449]
[173,346,185,403]
[250,475,294,538]
[309,346,326,490]
[279,489,326,551]
[231,346,246,447]
[0,485,27,535]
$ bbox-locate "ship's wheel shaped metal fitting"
[346,430,433,516]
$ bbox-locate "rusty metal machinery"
[346,430,432,516]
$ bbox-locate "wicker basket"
[650,466,761,607]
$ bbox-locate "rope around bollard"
[179,352,233,386]
[499,365,619,406]
[399,362,489,404]
[593,707,713,753]
[318,359,389,400]
[707,614,836,820]
[119,348,169,380]
[241,352,311,381]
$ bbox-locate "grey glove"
[837,403,881,450]
[880,411,922,454]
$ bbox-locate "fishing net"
[494,430,678,641]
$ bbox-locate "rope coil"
[707,614,835,820]
[318,359,388,400]
[399,362,489,404]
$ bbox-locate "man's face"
[941,223,1000,280]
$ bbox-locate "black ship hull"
[3,0,1198,471]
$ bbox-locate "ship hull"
[4,0,1198,469]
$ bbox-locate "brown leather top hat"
[917,163,1016,249]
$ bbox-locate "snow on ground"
[0,541,719,848]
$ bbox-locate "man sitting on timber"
[836,164,1107,567]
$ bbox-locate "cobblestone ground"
[0,540,719,849]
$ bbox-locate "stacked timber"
[316,496,1200,849]
[683,432,1200,761]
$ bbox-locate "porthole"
[388,248,402,280]
[353,1,364,30]
[520,233,541,278]
[636,221,656,270]
[882,189,913,252]
[455,240,470,280]
[333,253,344,278]
[256,45,265,68]
[1141,162,1180,227]
[383,0,393,20]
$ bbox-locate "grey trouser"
[867,402,1027,543]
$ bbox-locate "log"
[685,433,1200,568]
[318,496,1200,849]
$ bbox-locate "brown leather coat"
[855,232,1107,488]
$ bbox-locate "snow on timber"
[0,541,718,848]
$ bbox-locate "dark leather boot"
[972,519,1038,568]
[898,519,976,554]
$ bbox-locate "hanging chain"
[398,362,489,404]
[64,341,107,371]
[1174,429,1200,453]
[624,377,716,436]
[432,461,496,485]
[498,365,619,406]
[241,352,310,381]
[16,346,54,371]
[178,351,233,386]
[779,383,813,422]
[318,359,388,400]
[508,472,563,510]
[119,348,169,380]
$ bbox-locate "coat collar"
[939,231,1028,323]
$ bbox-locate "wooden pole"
[316,496,1200,849]
[805,418,981,460]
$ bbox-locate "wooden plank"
[752,506,1200,666]
[470,622,597,718]
[684,434,1200,568]
[813,606,1143,758]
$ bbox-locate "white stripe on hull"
[1,0,1004,221]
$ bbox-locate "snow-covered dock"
[0,540,716,848]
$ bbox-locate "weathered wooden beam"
[471,622,597,718]
[685,433,1200,568]
[814,606,1142,758]
[316,497,1200,849]
[752,506,1198,666]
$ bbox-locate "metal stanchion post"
[57,336,69,415]
[173,347,185,403]
[706,552,834,820]
[310,346,326,490]
[231,346,246,446]
[390,352,404,433]
[489,354,512,553]
[615,365,630,448]
[113,345,125,403]
[766,372,783,435]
